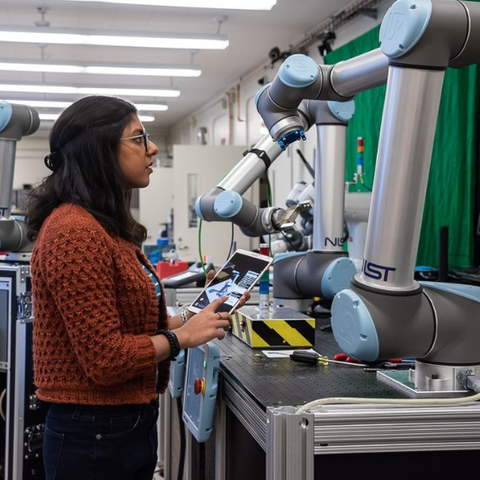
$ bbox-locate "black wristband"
[158,329,181,361]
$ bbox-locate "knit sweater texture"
[31,203,169,405]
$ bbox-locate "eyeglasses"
[120,130,150,152]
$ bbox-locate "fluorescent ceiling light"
[59,0,276,10]
[37,113,65,121]
[136,115,156,122]
[0,28,228,50]
[0,84,180,97]
[135,103,168,112]
[40,113,155,122]
[0,61,201,77]
[7,100,168,111]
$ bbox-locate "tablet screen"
[189,250,272,314]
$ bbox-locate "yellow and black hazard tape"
[231,309,315,348]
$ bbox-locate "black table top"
[215,315,408,410]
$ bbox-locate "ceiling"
[0,0,357,133]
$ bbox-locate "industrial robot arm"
[196,42,388,304]
[246,42,389,305]
[200,91,368,305]
[0,101,40,255]
[254,1,480,379]
[195,107,314,238]
[255,47,388,149]
[328,0,480,394]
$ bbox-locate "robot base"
[377,360,480,398]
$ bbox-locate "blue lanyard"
[142,264,161,302]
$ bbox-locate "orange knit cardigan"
[31,203,169,405]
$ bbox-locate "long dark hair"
[26,95,147,245]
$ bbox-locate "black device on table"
[162,262,214,288]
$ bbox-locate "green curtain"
[325,24,478,268]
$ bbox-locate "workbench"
[164,313,480,480]
[202,317,480,480]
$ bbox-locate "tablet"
[187,249,273,315]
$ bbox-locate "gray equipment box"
[0,262,47,479]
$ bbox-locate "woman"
[27,95,240,480]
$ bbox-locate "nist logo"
[324,237,346,247]
[363,259,396,281]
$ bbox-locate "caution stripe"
[231,311,315,348]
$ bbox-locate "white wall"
[138,166,174,243]
[12,135,50,189]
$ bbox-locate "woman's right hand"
[174,295,232,349]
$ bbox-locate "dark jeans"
[43,401,159,480]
